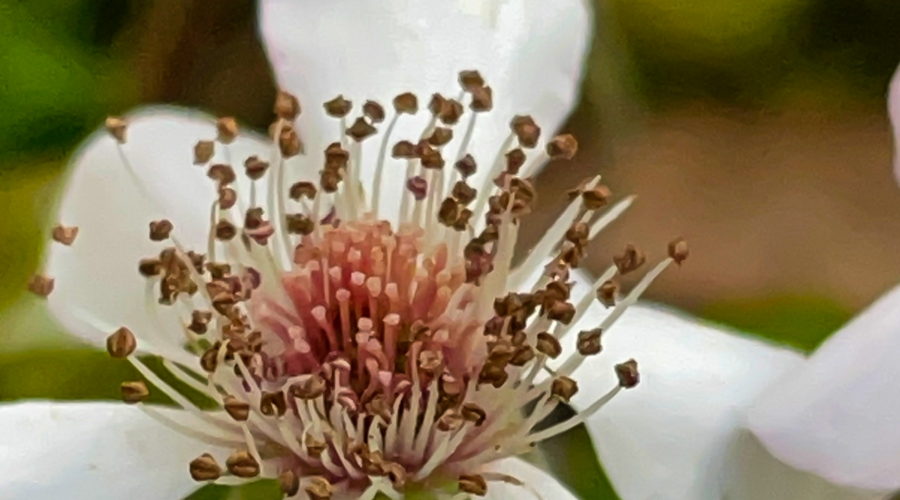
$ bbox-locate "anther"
[289,374,326,400]
[274,90,301,121]
[392,140,418,159]
[27,274,54,297]
[470,86,493,112]
[346,117,377,141]
[536,332,562,358]
[428,127,454,147]
[194,140,215,164]
[188,310,213,334]
[510,115,541,148]
[149,219,174,241]
[582,185,612,210]
[597,280,618,308]
[200,347,218,373]
[407,176,428,201]
[218,187,237,209]
[189,453,222,481]
[393,92,418,114]
[208,164,237,186]
[260,391,287,417]
[615,359,640,388]
[279,125,303,157]
[363,100,386,123]
[577,328,602,355]
[279,470,300,497]
[324,95,352,118]
[243,156,269,180]
[668,237,689,265]
[459,474,488,496]
[51,224,78,246]
[216,117,239,144]
[546,134,579,160]
[459,70,485,91]
[547,301,576,324]
[437,408,465,432]
[289,181,317,200]
[461,403,487,426]
[106,327,137,358]
[505,148,526,174]
[226,450,260,478]
[138,258,162,277]
[120,380,149,404]
[215,220,237,240]
[455,154,477,178]
[613,244,646,274]
[509,345,535,366]
[452,181,477,205]
[417,142,445,169]
[305,476,334,500]
[551,376,579,403]
[286,214,315,235]
[105,116,127,144]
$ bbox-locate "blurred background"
[0,1,898,498]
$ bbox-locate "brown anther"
[393,92,418,114]
[418,142,445,169]
[304,435,326,457]
[120,380,149,404]
[455,154,477,178]
[406,176,428,201]
[363,100,386,123]
[547,301,576,324]
[221,395,251,422]
[200,346,219,372]
[565,222,589,247]
[470,85,493,112]
[440,98,464,125]
[193,140,215,165]
[305,476,334,500]
[27,274,54,297]
[437,408,465,432]
[582,185,612,210]
[459,70,485,90]
[260,391,287,417]
[105,116,127,143]
[346,117,377,141]
[614,244,646,274]
[459,474,488,496]
[211,291,236,315]
[577,328,603,356]
[148,219,173,241]
[188,310,213,334]
[551,376,579,403]
[286,214,315,235]
[274,90,301,121]
[189,453,221,481]
[226,450,260,478]
[428,127,454,146]
[205,262,231,279]
[320,169,342,193]
[289,374,326,400]
[138,258,162,277]
[597,280,618,308]
[384,462,408,489]
[218,187,237,210]
[616,359,640,388]
[451,181,477,205]
[428,93,448,116]
[243,156,269,180]
[668,237,690,265]
[289,181,317,200]
[279,470,300,497]
[509,345,535,366]
[216,117,239,144]
[536,332,563,359]
[324,95,352,117]
[324,142,349,166]
[505,148,526,174]
[391,140,418,159]
[510,115,542,148]
[106,327,137,358]
[461,403,487,426]
[478,362,508,388]
[546,133,579,160]
[438,198,460,226]
[244,207,265,229]
[278,124,303,157]
[208,164,236,186]
[51,224,78,246]
[215,220,237,240]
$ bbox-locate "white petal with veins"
[0,401,226,500]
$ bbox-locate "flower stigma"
[35,71,688,499]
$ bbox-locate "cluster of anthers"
[30,70,688,499]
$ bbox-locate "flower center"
[38,70,688,499]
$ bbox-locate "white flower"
[2,2,897,499]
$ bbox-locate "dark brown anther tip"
[393,92,418,114]
[27,274,54,297]
[189,453,222,481]
[194,140,215,165]
[289,181,317,201]
[459,70,485,91]
[391,140,418,159]
[546,133,578,160]
[505,148,526,174]
[226,450,260,478]
[616,359,640,388]
[346,117,377,141]
[551,376,579,403]
[218,187,237,210]
[120,380,149,404]
[279,470,300,496]
[459,474,488,496]
[511,115,541,148]
[536,332,563,359]
[582,185,612,210]
[51,224,79,246]
[324,95,353,118]
[105,116,127,144]
[455,154,477,178]
[148,219,174,241]
[243,156,270,180]
[427,127,454,147]
[577,328,603,356]
[363,100,386,123]
[274,90,301,121]
[106,326,137,358]
[668,237,690,265]
[470,85,493,112]
[215,220,237,241]
[278,125,303,157]
[207,164,237,186]
[216,117,239,144]
[597,280,618,308]
[614,244,646,275]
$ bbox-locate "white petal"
[0,401,225,499]
[748,284,900,492]
[722,430,884,500]
[259,0,591,218]
[46,107,272,365]
[889,64,900,183]
[565,303,803,500]
[483,457,577,500]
